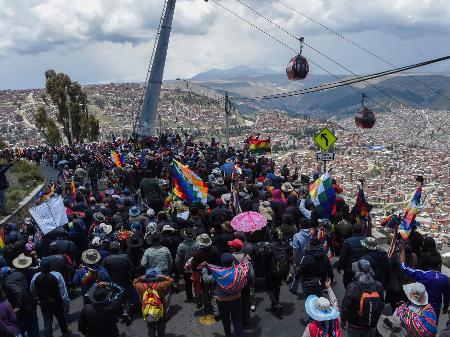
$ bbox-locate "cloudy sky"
[1,0,450,89]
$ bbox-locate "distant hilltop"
[189,67,450,119]
[190,66,280,81]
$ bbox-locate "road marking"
[199,314,216,325]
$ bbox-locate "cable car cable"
[236,56,450,100]
[207,0,439,137]
[230,0,450,135]
[274,0,450,104]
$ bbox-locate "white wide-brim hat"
[403,282,429,306]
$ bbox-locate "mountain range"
[190,66,450,118]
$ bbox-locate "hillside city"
[0,82,449,248]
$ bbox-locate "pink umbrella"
[231,211,267,233]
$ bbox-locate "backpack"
[270,245,290,277]
[142,284,164,322]
[356,283,384,329]
[254,242,269,278]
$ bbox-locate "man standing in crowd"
[361,236,390,288]
[78,282,124,337]
[337,224,365,288]
[30,258,71,337]
[341,259,384,337]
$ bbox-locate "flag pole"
[169,160,176,217]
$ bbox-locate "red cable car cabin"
[286,54,309,80]
[355,107,376,128]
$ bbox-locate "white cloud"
[0,0,450,88]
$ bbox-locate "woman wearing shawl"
[202,252,251,337]
[394,282,437,337]
[302,279,342,337]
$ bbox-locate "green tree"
[0,137,7,150]
[34,105,62,145]
[44,69,100,145]
[87,115,100,141]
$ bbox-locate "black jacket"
[265,240,291,275]
[212,232,235,254]
[0,320,13,337]
[285,205,303,228]
[192,246,221,270]
[102,254,131,289]
[78,297,122,337]
[269,201,285,226]
[46,254,73,278]
[209,185,228,198]
[210,206,233,227]
[296,245,333,283]
[31,272,63,304]
[53,239,77,259]
[337,234,365,272]
[362,249,391,288]
[2,271,35,312]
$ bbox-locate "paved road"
[35,164,447,336]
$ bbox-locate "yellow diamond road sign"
[314,127,337,151]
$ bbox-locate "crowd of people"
[0,133,448,337]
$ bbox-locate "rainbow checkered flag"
[172,160,208,204]
[309,172,336,219]
[399,185,422,240]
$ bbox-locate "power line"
[234,56,450,100]
[206,0,443,140]
[274,0,450,104]
[230,0,450,135]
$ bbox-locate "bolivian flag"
[249,138,271,155]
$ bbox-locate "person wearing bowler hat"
[78,282,124,337]
[175,227,198,302]
[73,249,111,305]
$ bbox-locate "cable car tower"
[136,0,176,136]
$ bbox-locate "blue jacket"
[292,229,311,267]
[400,263,449,315]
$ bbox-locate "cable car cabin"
[355,107,376,128]
[286,55,309,80]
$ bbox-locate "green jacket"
[140,177,163,202]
